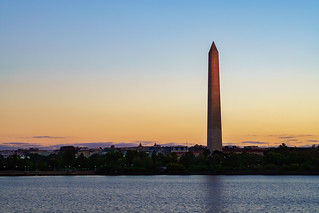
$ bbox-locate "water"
[0,175,319,213]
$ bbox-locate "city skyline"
[1,1,319,149]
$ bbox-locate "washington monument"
[207,42,222,152]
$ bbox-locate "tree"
[279,143,288,149]
[164,152,178,165]
[47,154,61,170]
[75,153,88,170]
[179,152,195,168]
[62,150,75,166]
[125,150,136,166]
[0,154,4,170]
[167,163,185,172]
[151,150,157,165]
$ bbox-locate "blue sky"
[1,0,319,149]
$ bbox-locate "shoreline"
[1,171,319,176]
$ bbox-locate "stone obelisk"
[207,42,222,153]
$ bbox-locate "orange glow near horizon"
[1,78,318,148]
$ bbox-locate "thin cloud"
[0,145,16,150]
[135,141,189,147]
[223,143,239,147]
[2,142,41,147]
[299,144,319,148]
[161,143,187,147]
[284,139,299,142]
[53,142,151,148]
[269,134,314,138]
[134,140,158,145]
[307,140,319,143]
[241,141,269,145]
[279,136,296,139]
[0,142,42,150]
[53,142,115,149]
[31,136,65,139]
[3,142,33,145]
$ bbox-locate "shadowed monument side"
[207,42,222,152]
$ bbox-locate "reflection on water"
[204,176,222,212]
[205,175,319,212]
[0,175,318,212]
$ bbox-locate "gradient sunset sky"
[1,0,319,149]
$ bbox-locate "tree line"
[1,144,319,173]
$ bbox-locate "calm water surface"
[0,175,319,212]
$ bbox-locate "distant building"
[244,146,259,150]
[149,143,164,155]
[170,146,188,157]
[189,144,207,157]
[223,146,266,155]
[102,146,117,155]
[89,148,102,156]
[60,146,75,153]
[27,148,53,156]
[77,147,90,158]
[0,150,15,158]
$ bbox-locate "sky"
[1,0,319,149]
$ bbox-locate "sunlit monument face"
[207,42,222,153]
